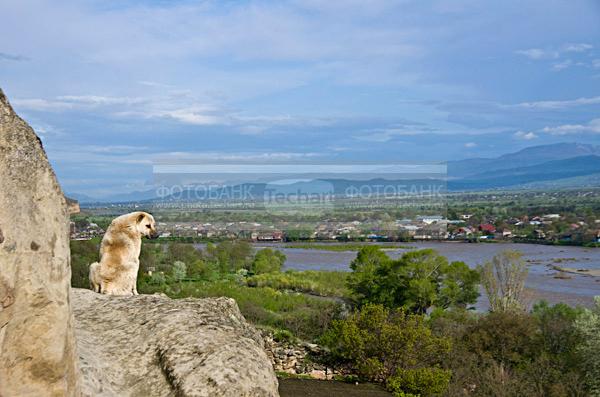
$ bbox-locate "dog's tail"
[89,262,101,293]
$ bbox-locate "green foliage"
[204,240,253,273]
[273,328,295,343]
[251,248,286,274]
[283,228,315,241]
[347,245,391,304]
[321,304,452,396]
[532,301,583,360]
[463,311,537,368]
[479,250,528,312]
[70,239,100,288]
[574,296,600,396]
[431,304,588,397]
[387,367,452,397]
[140,280,341,340]
[171,261,187,281]
[347,247,480,313]
[247,270,349,297]
[147,271,167,285]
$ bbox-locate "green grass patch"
[139,279,342,340]
[247,270,350,298]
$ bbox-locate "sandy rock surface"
[0,88,80,396]
[72,288,279,397]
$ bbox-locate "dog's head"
[135,212,159,239]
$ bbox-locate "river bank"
[253,241,600,309]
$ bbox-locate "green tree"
[321,304,452,396]
[346,245,391,305]
[205,241,253,273]
[251,248,286,274]
[347,248,480,313]
[574,296,600,396]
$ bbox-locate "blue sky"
[1,0,600,197]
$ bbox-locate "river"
[257,241,600,308]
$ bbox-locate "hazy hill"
[448,155,600,190]
[70,143,600,202]
[448,142,600,178]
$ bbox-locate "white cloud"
[158,108,226,126]
[552,59,572,71]
[515,96,600,110]
[464,142,477,148]
[514,131,538,140]
[56,95,148,106]
[515,48,559,60]
[12,98,75,111]
[563,43,593,52]
[542,118,600,135]
[516,43,595,71]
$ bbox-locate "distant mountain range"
[447,142,600,178]
[448,155,600,190]
[69,143,600,203]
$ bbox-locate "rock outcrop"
[72,288,278,397]
[0,89,80,395]
[0,88,279,397]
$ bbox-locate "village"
[70,212,600,245]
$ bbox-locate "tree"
[251,248,286,274]
[321,304,452,396]
[479,250,528,312]
[347,247,480,313]
[574,296,600,396]
[205,241,253,273]
[171,261,187,282]
[346,246,392,305]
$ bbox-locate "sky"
[1,0,600,197]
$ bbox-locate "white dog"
[89,211,158,295]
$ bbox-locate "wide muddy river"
[256,242,600,309]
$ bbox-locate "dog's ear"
[136,213,146,224]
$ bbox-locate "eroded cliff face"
[72,288,279,397]
[0,89,80,395]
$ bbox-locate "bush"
[251,248,286,274]
[321,304,452,395]
[431,305,588,397]
[387,367,452,397]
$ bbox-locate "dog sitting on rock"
[89,211,158,295]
